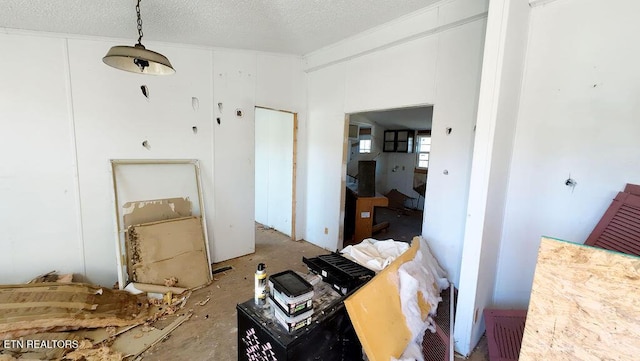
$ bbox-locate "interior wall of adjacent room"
[345,118,386,193]
[384,152,424,210]
[494,0,640,308]
[0,31,306,285]
[303,0,488,283]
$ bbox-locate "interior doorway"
[341,105,433,246]
[254,107,297,238]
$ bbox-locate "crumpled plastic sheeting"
[394,236,449,361]
[340,238,410,272]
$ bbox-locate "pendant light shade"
[103,44,175,75]
[103,0,175,75]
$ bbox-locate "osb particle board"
[0,283,149,339]
[344,239,430,361]
[128,217,210,289]
[519,237,640,361]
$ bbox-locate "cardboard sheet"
[519,237,640,361]
[344,240,431,361]
[128,216,210,289]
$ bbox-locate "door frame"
[254,106,298,240]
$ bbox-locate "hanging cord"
[136,0,144,45]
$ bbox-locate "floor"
[141,224,489,361]
[373,206,424,243]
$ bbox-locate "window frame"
[415,130,431,170]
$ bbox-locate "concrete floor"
[141,224,489,361]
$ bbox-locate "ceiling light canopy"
[102,0,175,75]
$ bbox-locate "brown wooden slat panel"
[597,233,640,255]
[602,226,640,244]
[608,219,640,237]
[624,183,640,196]
[601,226,640,246]
[484,309,527,361]
[585,191,640,254]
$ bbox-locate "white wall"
[454,0,531,355]
[66,38,217,283]
[494,0,640,307]
[384,152,423,209]
[305,64,348,250]
[255,54,308,240]
[0,35,83,283]
[304,0,488,284]
[0,30,306,285]
[421,19,486,285]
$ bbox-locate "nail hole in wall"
[446,127,452,135]
[142,140,150,150]
[216,117,221,125]
[236,109,243,117]
[140,85,149,99]
[192,126,198,134]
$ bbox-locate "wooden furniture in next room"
[345,184,389,246]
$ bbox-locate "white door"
[255,108,294,237]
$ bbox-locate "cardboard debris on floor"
[519,237,640,361]
[0,283,149,339]
[28,271,74,284]
[0,332,84,360]
[0,280,193,360]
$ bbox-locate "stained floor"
[141,224,489,361]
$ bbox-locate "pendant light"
[103,0,175,75]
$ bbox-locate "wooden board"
[128,217,210,289]
[0,283,149,338]
[519,237,640,361]
[344,239,430,361]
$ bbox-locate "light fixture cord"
[136,0,144,45]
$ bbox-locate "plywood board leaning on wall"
[519,237,640,361]
[128,216,210,289]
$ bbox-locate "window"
[359,139,372,153]
[359,128,372,154]
[416,133,431,169]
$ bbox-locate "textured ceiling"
[0,0,441,55]
[350,106,433,131]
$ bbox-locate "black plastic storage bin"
[237,297,362,361]
[303,253,375,295]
